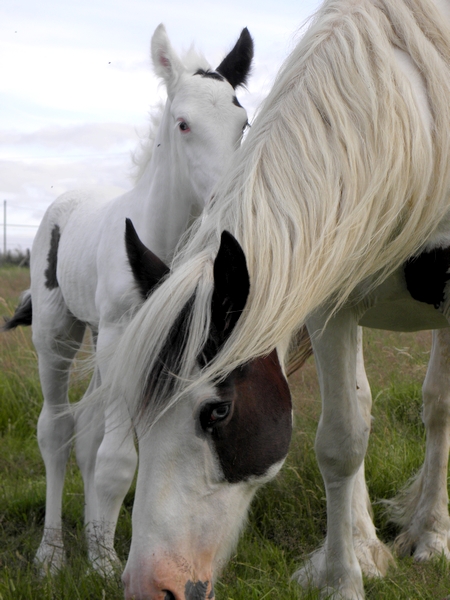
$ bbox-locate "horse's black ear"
[216,28,254,88]
[125,218,169,300]
[202,231,250,364]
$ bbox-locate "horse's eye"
[200,402,232,432]
[179,121,190,132]
[210,404,230,421]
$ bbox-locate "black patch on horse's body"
[194,68,224,82]
[44,224,61,290]
[2,292,32,331]
[232,95,242,108]
[206,350,292,483]
[185,580,209,600]
[404,246,450,308]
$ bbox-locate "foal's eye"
[200,402,232,432]
[178,121,190,132]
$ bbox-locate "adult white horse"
[4,24,253,576]
[83,1,450,598]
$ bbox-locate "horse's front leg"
[86,324,138,576]
[388,327,450,561]
[293,310,370,600]
[74,365,105,532]
[352,327,394,577]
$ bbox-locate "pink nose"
[122,564,215,600]
[122,581,215,600]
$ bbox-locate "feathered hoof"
[89,549,122,578]
[354,538,395,578]
[34,542,66,576]
[292,548,365,600]
[395,530,450,562]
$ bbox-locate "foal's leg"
[89,401,137,574]
[87,325,138,575]
[352,328,394,577]
[388,328,450,561]
[74,365,105,541]
[32,301,86,573]
[294,311,369,600]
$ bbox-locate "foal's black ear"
[216,28,254,88]
[202,231,250,363]
[125,218,170,300]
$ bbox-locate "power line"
[2,200,40,255]
[4,203,40,211]
[0,152,130,160]
[0,223,39,228]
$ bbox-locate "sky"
[1,0,321,252]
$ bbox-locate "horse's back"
[31,187,124,327]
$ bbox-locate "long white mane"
[105,0,450,425]
[131,48,213,183]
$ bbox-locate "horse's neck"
[132,102,203,262]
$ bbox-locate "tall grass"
[1,266,449,598]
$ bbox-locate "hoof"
[292,547,365,600]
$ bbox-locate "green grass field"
[1,265,450,599]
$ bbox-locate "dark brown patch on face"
[206,350,292,483]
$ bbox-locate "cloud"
[1,122,141,155]
[0,154,132,250]
[1,0,323,252]
[0,153,132,212]
[0,41,157,129]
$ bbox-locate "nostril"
[163,591,176,600]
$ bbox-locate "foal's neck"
[135,102,203,263]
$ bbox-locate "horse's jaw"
[121,392,260,600]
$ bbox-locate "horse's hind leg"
[32,300,86,573]
[389,328,450,561]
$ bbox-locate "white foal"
[4,24,253,575]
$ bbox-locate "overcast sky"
[1,0,321,251]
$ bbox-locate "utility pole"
[3,200,6,256]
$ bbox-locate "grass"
[1,265,450,598]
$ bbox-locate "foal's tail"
[2,290,32,331]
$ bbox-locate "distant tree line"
[0,249,30,267]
